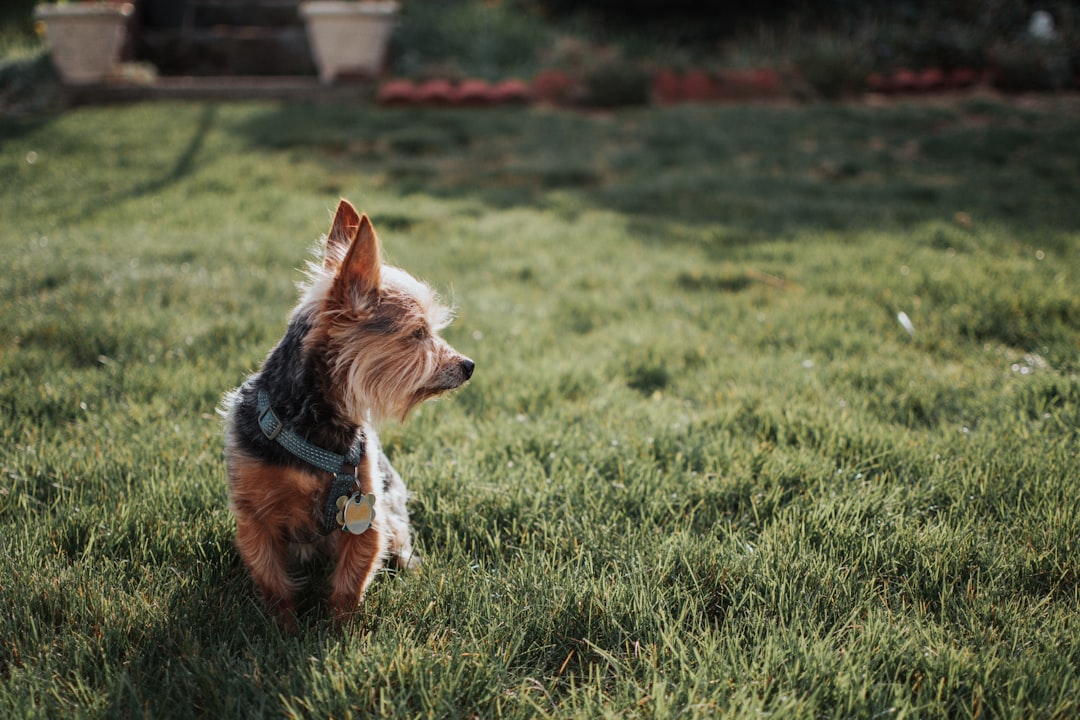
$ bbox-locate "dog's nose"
[461,358,475,380]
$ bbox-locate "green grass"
[1,97,1079,718]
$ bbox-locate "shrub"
[795,36,870,98]
[392,0,552,79]
[581,57,649,107]
[0,47,57,115]
[990,39,1073,90]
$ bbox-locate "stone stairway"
[136,0,316,76]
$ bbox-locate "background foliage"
[4,0,1080,113]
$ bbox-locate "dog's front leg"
[328,529,384,622]
[234,517,298,630]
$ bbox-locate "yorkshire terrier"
[222,199,474,627]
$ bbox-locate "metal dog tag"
[336,492,376,535]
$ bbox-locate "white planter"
[300,1,399,83]
[34,3,134,85]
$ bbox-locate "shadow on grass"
[84,101,219,220]
[90,532,339,717]
[4,103,219,227]
[227,100,1080,250]
[0,111,53,142]
[126,103,218,200]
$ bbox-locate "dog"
[222,199,474,627]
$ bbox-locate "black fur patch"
[230,310,363,471]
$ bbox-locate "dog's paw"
[266,598,299,633]
[329,592,360,625]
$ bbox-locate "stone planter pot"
[299,1,399,83]
[34,3,134,85]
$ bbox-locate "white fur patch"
[297,237,454,329]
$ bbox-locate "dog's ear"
[332,213,382,307]
[324,199,362,270]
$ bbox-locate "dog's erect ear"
[332,213,382,306]
[324,199,362,270]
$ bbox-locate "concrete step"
[59,75,370,106]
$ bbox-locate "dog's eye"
[412,327,429,342]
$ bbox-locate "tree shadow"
[3,101,215,219]
[98,539,336,717]
[124,103,218,201]
[35,103,219,227]
[228,100,1080,254]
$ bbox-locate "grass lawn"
[1,96,1079,718]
